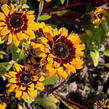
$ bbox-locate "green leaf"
[90,48,99,67]
[60,0,65,5]
[35,95,58,109]
[37,0,44,22]
[38,15,51,21]
[18,48,25,62]
[0,37,5,44]
[104,45,109,57]
[101,19,109,33]
[0,60,15,75]
[9,44,21,61]
[105,63,109,68]
[43,75,57,85]
[0,55,4,59]
[0,51,7,55]
[23,0,27,4]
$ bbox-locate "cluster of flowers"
[0,3,85,107]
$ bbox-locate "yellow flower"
[95,98,109,109]
[34,27,85,80]
[5,63,45,100]
[0,4,37,46]
[0,102,7,109]
[90,8,107,25]
[27,22,53,48]
[37,0,51,3]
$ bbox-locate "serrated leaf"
[60,0,65,5]
[43,75,57,85]
[90,48,99,67]
[38,15,51,21]
[35,95,58,109]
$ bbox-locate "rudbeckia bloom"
[34,27,85,80]
[0,102,7,109]
[95,98,109,109]
[27,22,53,48]
[90,8,107,25]
[5,63,45,100]
[0,4,36,46]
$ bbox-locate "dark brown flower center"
[35,32,42,38]
[10,15,23,28]
[98,13,103,19]
[20,74,31,84]
[53,43,69,58]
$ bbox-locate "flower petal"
[24,28,35,39]
[17,31,23,41]
[15,89,22,100]
[26,11,34,15]
[28,89,37,98]
[1,4,10,16]
[23,92,30,100]
[0,13,5,21]
[8,84,18,92]
[35,82,44,90]
[0,26,10,36]
[9,78,17,83]
[12,34,20,46]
